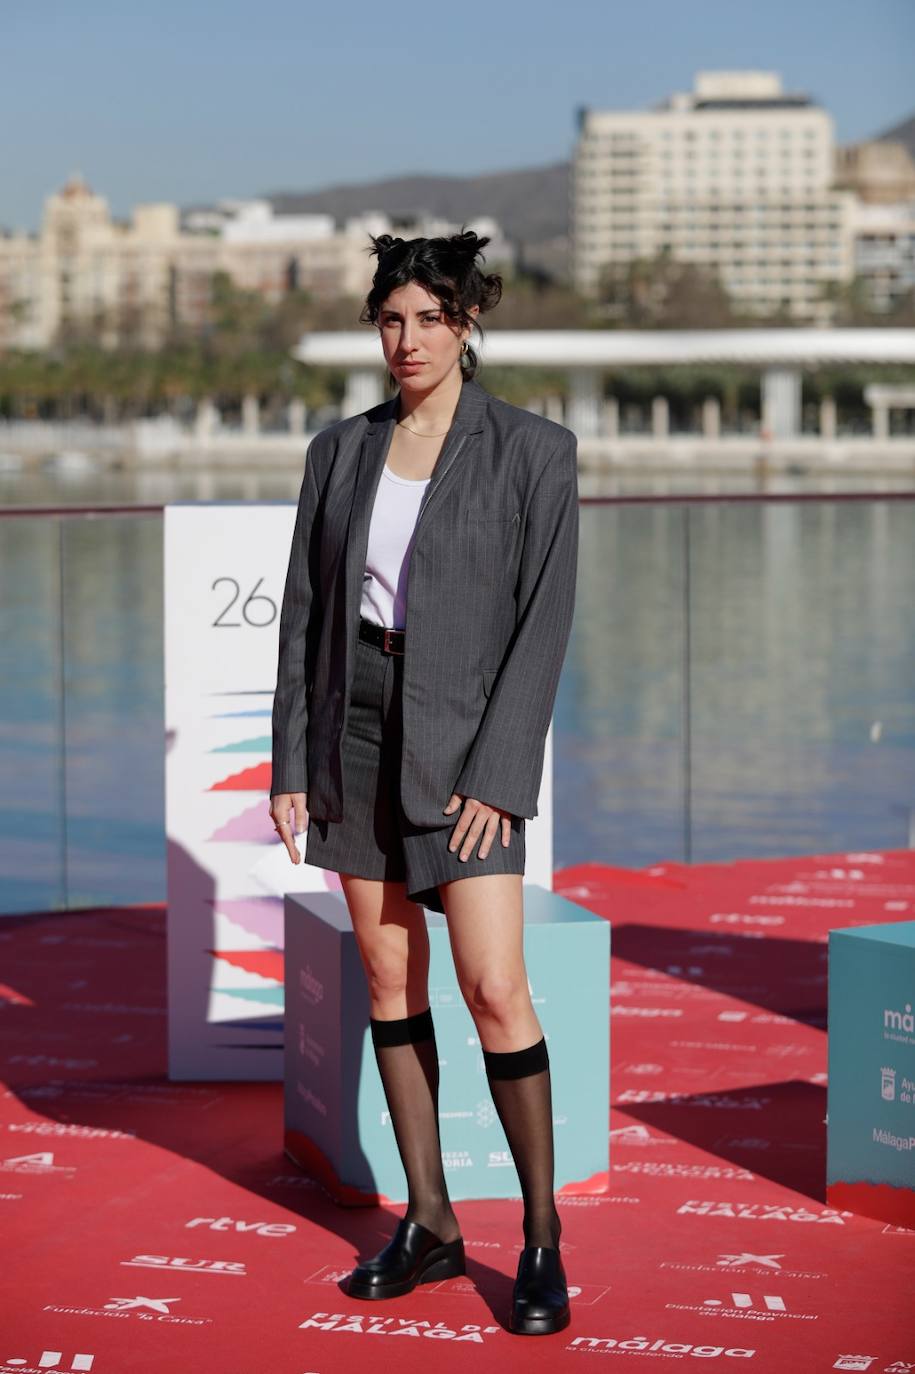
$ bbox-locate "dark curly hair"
[359,227,503,387]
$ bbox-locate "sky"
[4,0,914,234]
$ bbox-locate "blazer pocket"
[482,669,498,698]
[467,510,521,524]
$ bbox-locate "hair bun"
[368,233,406,261]
[449,227,491,262]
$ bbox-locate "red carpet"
[1,849,913,1371]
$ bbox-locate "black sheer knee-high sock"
[483,1035,562,1250]
[369,1007,460,1242]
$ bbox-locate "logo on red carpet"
[0,1152,75,1178]
[5,1122,135,1141]
[617,1090,773,1110]
[121,1254,247,1276]
[567,1334,756,1357]
[665,1291,817,1322]
[107,1297,179,1313]
[41,1296,213,1325]
[298,1313,500,1342]
[611,1006,685,1018]
[8,1054,98,1070]
[659,1252,826,1280]
[614,1162,755,1181]
[609,1124,668,1148]
[706,1293,789,1312]
[184,1215,296,1236]
[676,1200,853,1223]
[0,1354,95,1372]
[709,912,784,926]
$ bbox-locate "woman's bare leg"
[340,874,460,1243]
[440,872,561,1250]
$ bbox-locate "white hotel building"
[571,70,857,322]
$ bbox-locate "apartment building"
[572,70,857,322]
[836,141,915,314]
[0,174,513,350]
[851,199,915,313]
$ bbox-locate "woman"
[269,230,579,1337]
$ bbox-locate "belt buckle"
[383,627,402,655]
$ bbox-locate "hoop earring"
[460,340,469,355]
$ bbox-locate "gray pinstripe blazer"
[270,375,579,828]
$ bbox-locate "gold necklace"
[397,419,450,438]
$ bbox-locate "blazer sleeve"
[270,440,322,797]
[452,429,579,818]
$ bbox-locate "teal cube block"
[284,883,610,1204]
[827,919,915,1227]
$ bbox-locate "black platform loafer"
[347,1217,466,1300]
[509,1244,571,1335]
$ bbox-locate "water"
[1,473,914,914]
[558,499,915,870]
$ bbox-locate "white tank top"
[360,463,431,629]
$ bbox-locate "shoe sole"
[347,1241,466,1300]
[509,1304,571,1335]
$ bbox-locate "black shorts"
[304,624,526,912]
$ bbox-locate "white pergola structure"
[291,328,915,439]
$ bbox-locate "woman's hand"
[269,791,309,864]
[443,792,512,860]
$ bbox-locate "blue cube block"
[827,919,915,1227]
[283,883,610,1204]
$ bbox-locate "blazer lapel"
[412,376,488,540]
[342,393,396,642]
[343,377,490,631]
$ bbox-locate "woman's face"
[377,280,478,393]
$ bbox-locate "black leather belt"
[359,617,405,655]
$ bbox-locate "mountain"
[264,162,570,251]
[875,112,915,160]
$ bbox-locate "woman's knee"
[341,877,429,1007]
[462,971,529,1021]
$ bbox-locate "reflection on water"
[560,500,915,870]
[3,459,915,508]
[1,486,913,914]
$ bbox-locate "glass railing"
[2,494,913,915]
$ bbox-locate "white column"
[194,397,218,441]
[566,368,601,437]
[242,393,260,436]
[545,395,565,425]
[871,402,889,441]
[288,397,306,434]
[652,395,669,438]
[819,395,837,440]
[602,396,619,438]
[701,396,721,440]
[343,369,383,418]
[761,368,802,438]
